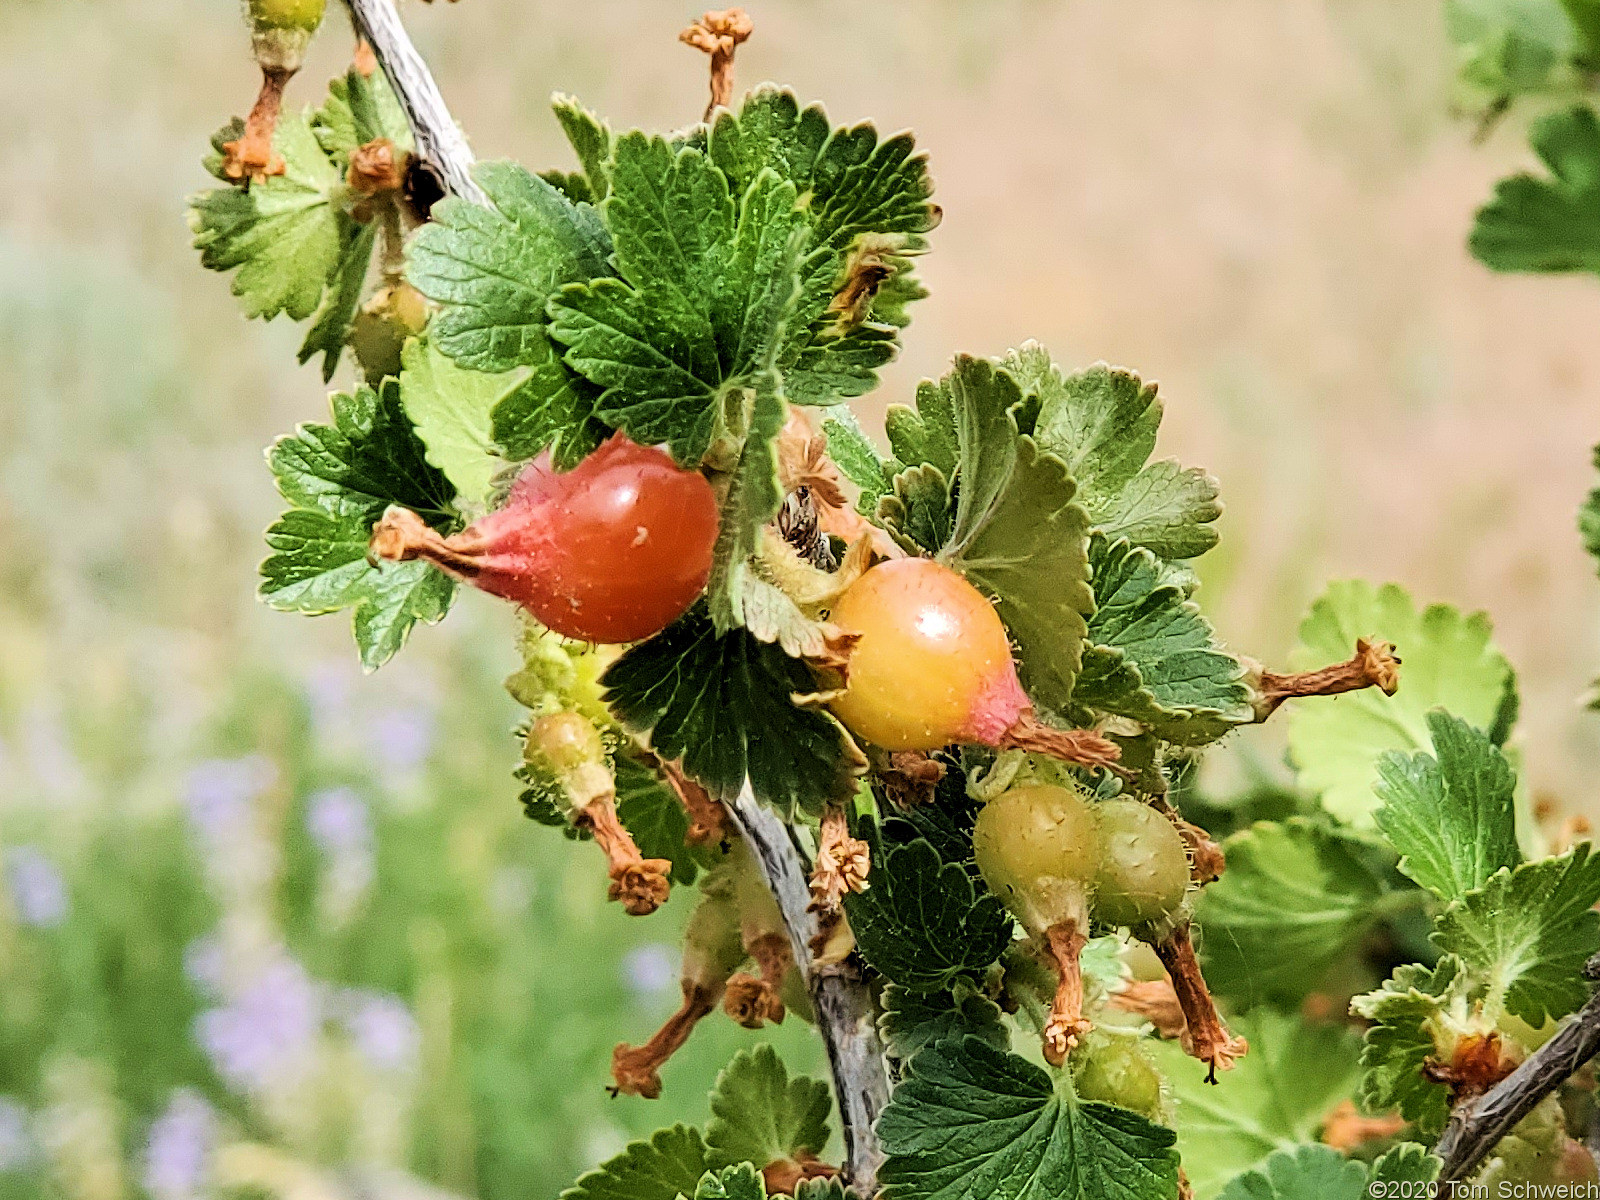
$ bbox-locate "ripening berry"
[247,0,326,33]
[245,0,324,72]
[370,433,719,643]
[1072,1030,1167,1120]
[825,559,1120,769]
[1092,798,1190,929]
[972,781,1100,936]
[526,712,604,774]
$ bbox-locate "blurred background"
[0,0,1597,1197]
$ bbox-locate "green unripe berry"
[244,0,325,73]
[352,283,430,385]
[973,782,1101,936]
[1092,799,1189,928]
[527,712,604,773]
[1071,1030,1167,1121]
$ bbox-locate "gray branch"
[331,6,888,1186]
[728,786,889,1193]
[342,0,485,204]
[1435,957,1600,1180]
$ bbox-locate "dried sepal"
[1150,924,1247,1082]
[1320,1099,1405,1152]
[762,1153,840,1196]
[656,756,729,845]
[879,751,945,808]
[611,981,719,1098]
[724,932,792,1029]
[1109,978,1187,1040]
[1250,636,1401,721]
[1041,919,1091,1066]
[575,796,672,915]
[996,712,1123,772]
[222,67,293,184]
[679,8,753,118]
[808,807,871,914]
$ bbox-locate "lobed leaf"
[843,823,1014,992]
[877,1036,1180,1200]
[1196,818,1400,1005]
[1373,710,1522,902]
[1432,843,1600,1025]
[1215,1145,1367,1200]
[704,1045,832,1172]
[1471,103,1600,274]
[398,338,524,507]
[560,1124,710,1200]
[1351,956,1472,1137]
[878,982,1010,1066]
[600,607,858,818]
[1072,536,1249,744]
[408,160,611,373]
[696,1164,767,1200]
[1286,581,1513,828]
[1148,1010,1362,1200]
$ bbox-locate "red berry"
[371,432,719,643]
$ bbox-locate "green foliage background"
[4,0,1600,1197]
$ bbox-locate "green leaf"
[189,110,352,322]
[1002,346,1221,561]
[1369,1144,1441,1186]
[822,409,893,509]
[705,1045,831,1171]
[843,823,1014,992]
[1149,1010,1362,1200]
[1471,104,1600,274]
[1072,536,1249,744]
[879,982,1010,1065]
[1196,818,1399,1005]
[877,464,954,556]
[706,86,939,405]
[1446,0,1578,99]
[408,160,611,372]
[260,381,458,668]
[886,381,958,477]
[560,1124,710,1200]
[297,220,377,381]
[708,367,788,634]
[399,338,524,507]
[1351,956,1471,1137]
[548,136,810,464]
[1286,581,1512,828]
[600,607,857,817]
[313,66,413,163]
[877,1036,1180,1200]
[552,93,613,201]
[1373,710,1522,901]
[614,753,720,886]
[1433,843,1600,1024]
[489,333,606,470]
[260,510,456,670]
[696,1164,766,1200]
[923,356,1093,711]
[1216,1145,1367,1200]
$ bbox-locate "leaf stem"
[727,785,890,1193]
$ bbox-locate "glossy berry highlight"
[370,432,719,643]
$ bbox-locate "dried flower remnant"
[1151,924,1248,1082]
[809,808,871,914]
[223,68,293,184]
[576,796,672,916]
[879,751,945,808]
[1109,978,1188,1040]
[1320,1099,1405,1152]
[724,933,791,1028]
[1250,636,1401,721]
[1422,1030,1522,1102]
[1041,919,1092,1066]
[679,8,753,119]
[658,757,729,845]
[762,1153,841,1196]
[226,0,327,184]
[346,138,406,197]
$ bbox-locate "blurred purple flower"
[4,846,67,929]
[142,1089,216,1200]
[365,705,436,772]
[183,936,226,999]
[336,990,419,1073]
[623,944,677,998]
[184,756,274,851]
[0,1098,34,1172]
[306,788,371,857]
[195,954,320,1094]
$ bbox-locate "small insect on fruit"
[826,558,1119,769]
[370,432,720,643]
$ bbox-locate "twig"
[327,8,889,1187]
[342,0,485,204]
[728,785,890,1193]
[1435,956,1600,1180]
